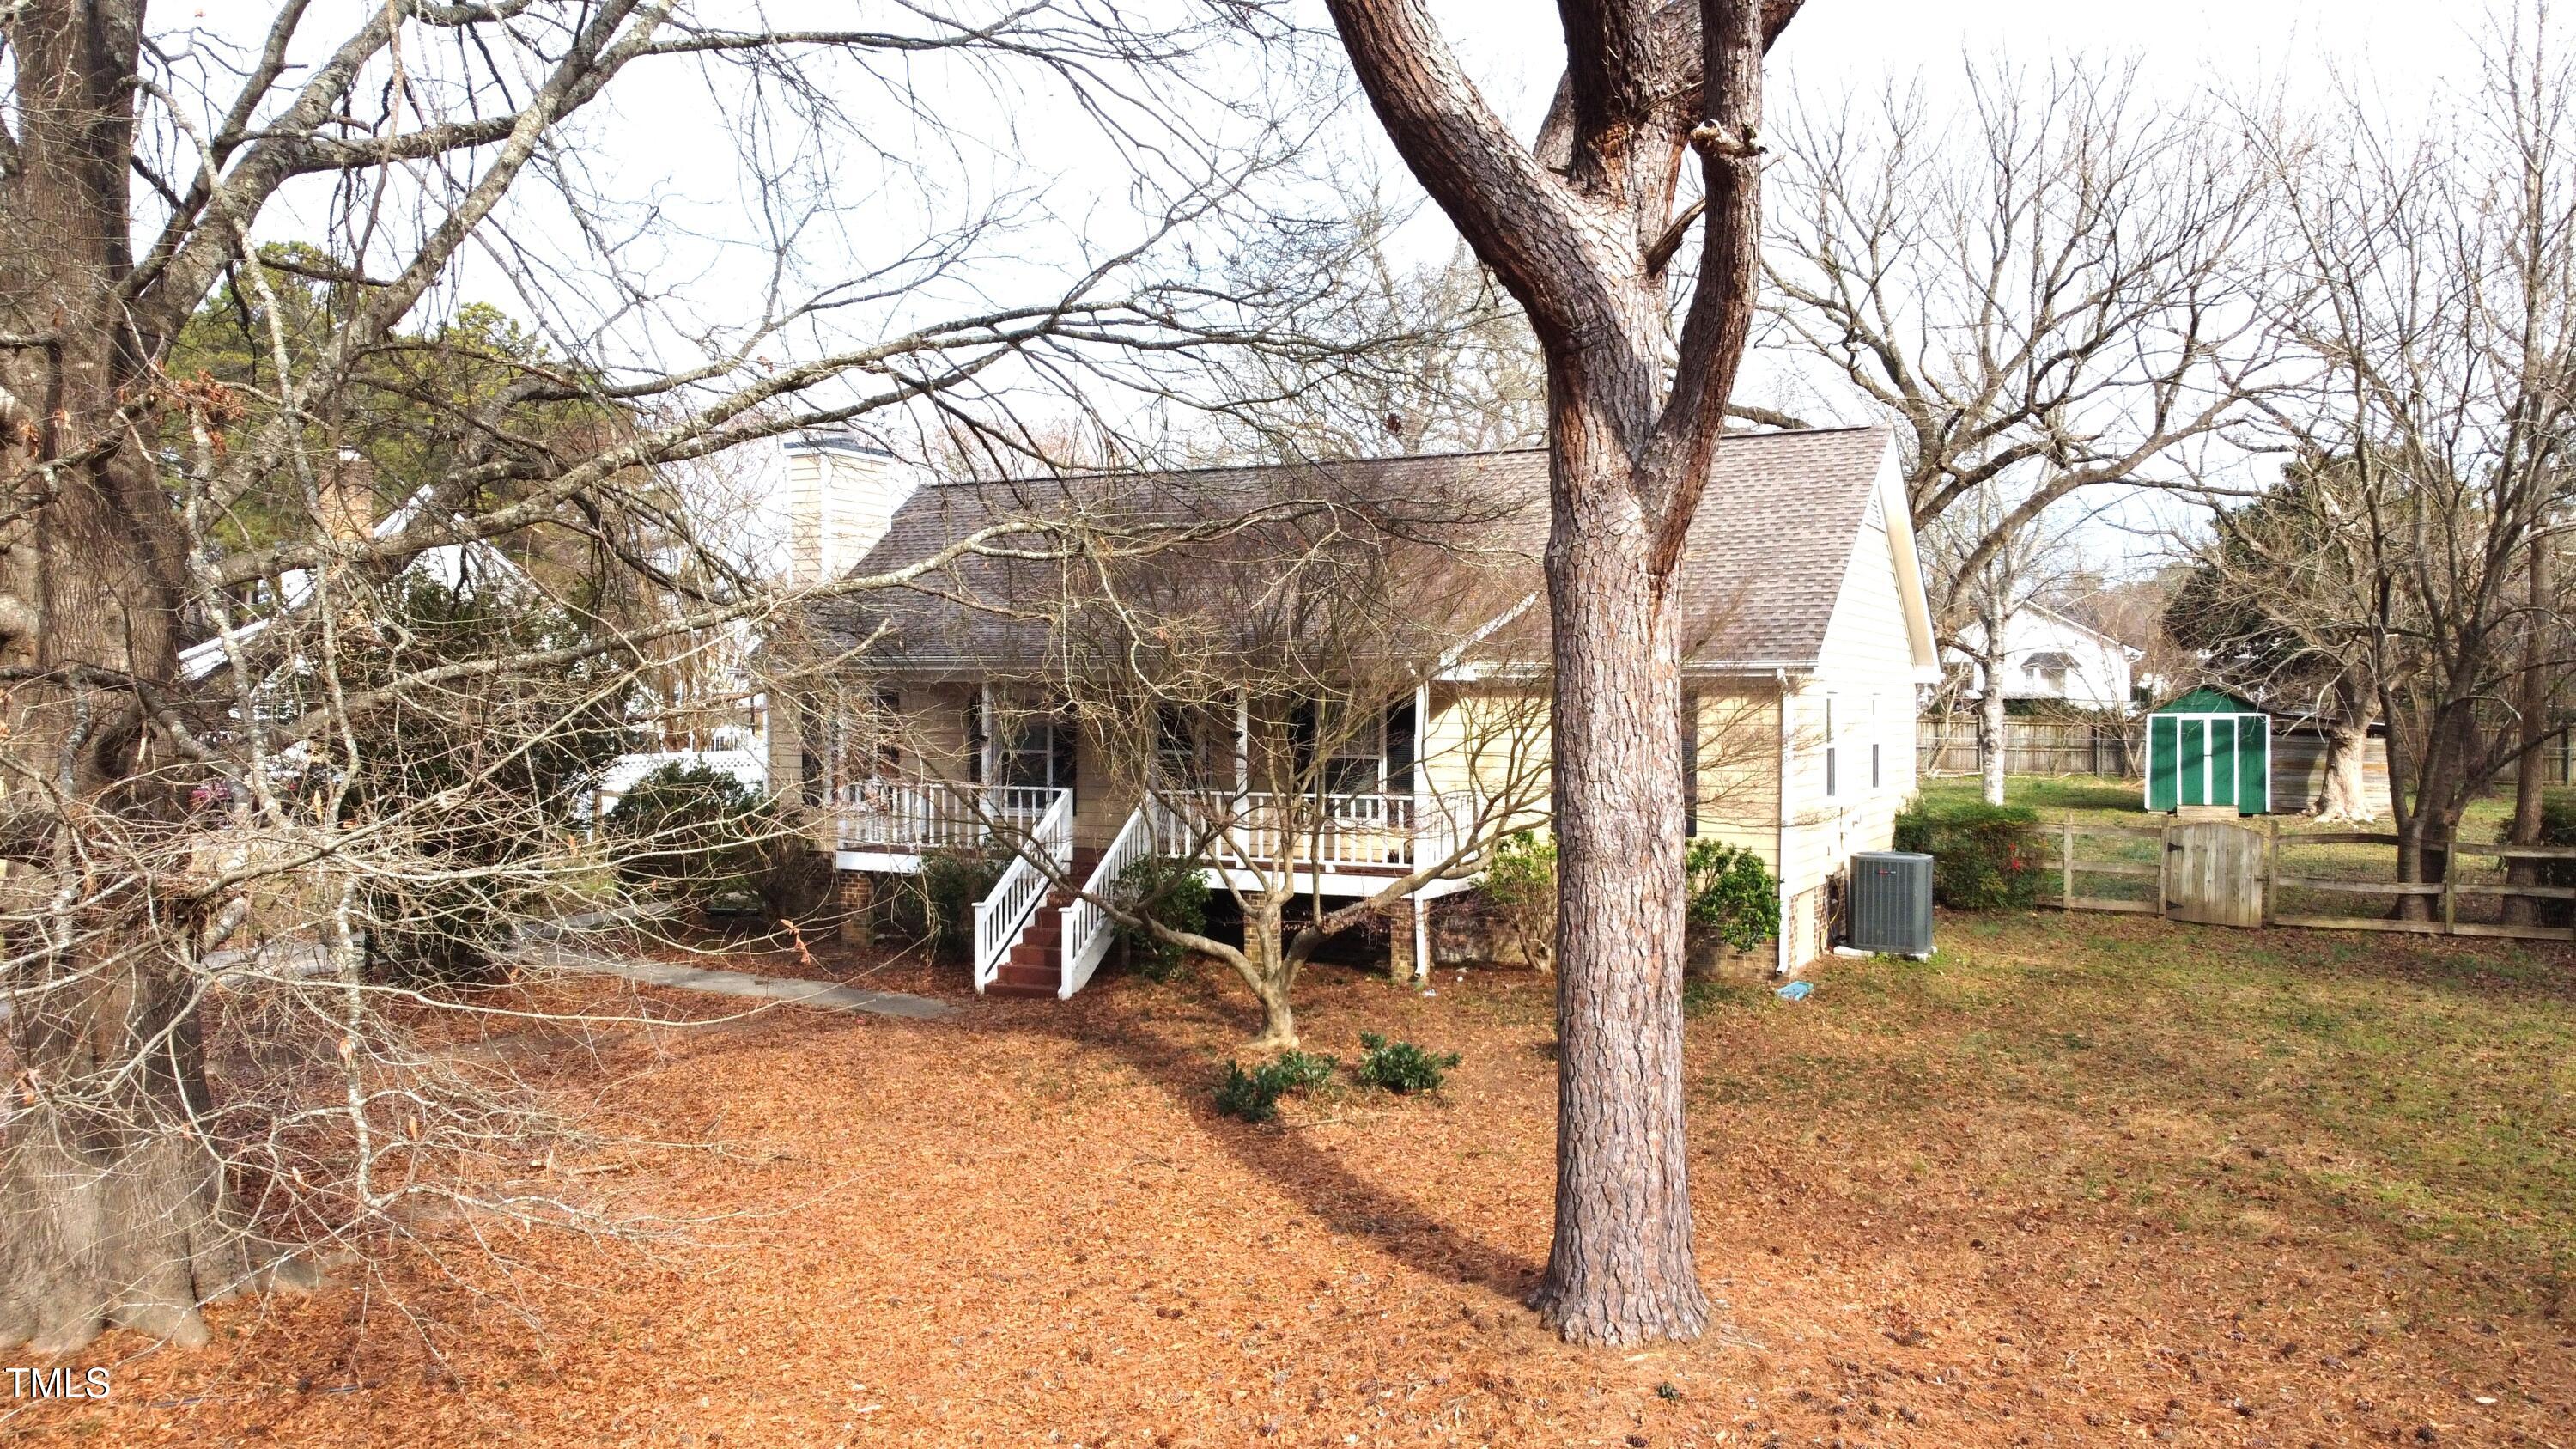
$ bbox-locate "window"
[1290,701,1384,795]
[996,716,1075,792]
[1325,714,1383,795]
[1155,705,1211,789]
[979,691,1074,795]
[1823,697,1838,799]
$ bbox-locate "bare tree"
[2247,9,2576,893]
[2164,461,2390,821]
[1923,488,2089,803]
[1041,479,1551,1049]
[1758,59,2275,639]
[0,0,1337,1354]
[1318,0,1798,1345]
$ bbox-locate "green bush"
[1354,1032,1460,1094]
[2524,795,2576,926]
[1268,1049,1339,1092]
[1685,839,1779,951]
[902,847,1005,961]
[1480,831,1557,971]
[604,764,775,904]
[1213,1061,1282,1122]
[1213,1049,1338,1122]
[1892,797,2046,910]
[1109,852,1211,981]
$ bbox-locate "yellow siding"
[1775,499,1923,968]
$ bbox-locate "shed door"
[2236,715,2269,814]
[2148,715,2178,811]
[2178,718,2207,807]
[2208,717,2238,808]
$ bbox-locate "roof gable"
[2154,686,2263,715]
[817,427,1901,673]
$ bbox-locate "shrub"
[1892,797,2046,910]
[604,763,775,904]
[1109,852,1211,981]
[1354,1032,1460,1094]
[1268,1049,1339,1093]
[1480,830,1557,971]
[1213,1061,1282,1123]
[2522,795,2576,926]
[905,847,1005,962]
[1685,839,1779,951]
[1213,1048,1339,1123]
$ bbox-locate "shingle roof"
[810,426,1893,673]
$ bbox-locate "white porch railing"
[1147,789,1485,874]
[970,788,1075,994]
[833,781,1059,854]
[1059,805,1152,999]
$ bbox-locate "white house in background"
[1947,602,2138,714]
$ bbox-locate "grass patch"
[1698,910,2576,1310]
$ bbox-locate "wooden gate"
[2163,820,2266,927]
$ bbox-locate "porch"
[823,779,1493,1002]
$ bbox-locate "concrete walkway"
[538,945,955,1020]
[191,910,955,1022]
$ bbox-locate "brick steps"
[981,851,1102,1000]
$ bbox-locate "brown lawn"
[9,911,2576,1447]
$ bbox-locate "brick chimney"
[780,432,920,585]
[319,447,378,543]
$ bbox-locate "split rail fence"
[2050,818,2576,943]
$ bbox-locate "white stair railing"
[1059,804,1152,999]
[969,788,1073,993]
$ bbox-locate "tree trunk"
[1525,417,1707,1347]
[1238,892,1299,1050]
[1978,623,2009,807]
[2506,536,2553,924]
[2315,681,2379,824]
[0,0,271,1353]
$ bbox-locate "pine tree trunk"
[1526,422,1707,1347]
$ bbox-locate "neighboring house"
[766,426,1941,995]
[1946,602,2138,713]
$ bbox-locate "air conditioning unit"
[1844,850,1934,957]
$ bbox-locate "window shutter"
[1050,716,1078,795]
[966,695,986,785]
[1385,697,1418,795]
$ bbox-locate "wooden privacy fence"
[1920,721,2140,778]
[2050,818,2576,943]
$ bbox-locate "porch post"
[1236,689,1249,793]
[1411,892,1430,984]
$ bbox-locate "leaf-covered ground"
[12,911,2576,1446]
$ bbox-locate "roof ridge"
[921,424,1880,490]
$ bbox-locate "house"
[764,426,1941,995]
[1946,601,2138,713]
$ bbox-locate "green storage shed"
[2146,688,2270,814]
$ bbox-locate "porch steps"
[987,849,1101,999]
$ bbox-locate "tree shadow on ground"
[1036,980,1544,1305]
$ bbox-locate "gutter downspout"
[1411,679,1432,984]
[1776,667,1793,979]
